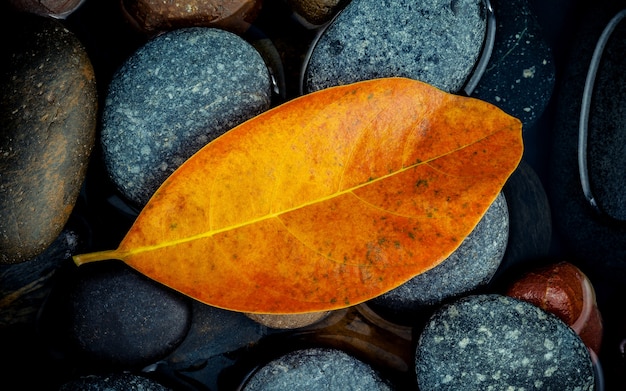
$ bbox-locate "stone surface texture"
[0,13,97,264]
[287,0,346,25]
[121,0,263,35]
[101,27,271,207]
[8,0,85,18]
[471,0,555,129]
[416,294,595,391]
[304,0,486,93]
[369,192,508,315]
[59,373,171,390]
[243,348,393,390]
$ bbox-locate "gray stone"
[368,193,508,319]
[59,373,171,391]
[303,0,486,93]
[415,294,595,391]
[243,348,393,390]
[471,0,555,129]
[101,27,272,207]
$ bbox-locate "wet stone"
[471,0,555,129]
[121,0,263,35]
[287,0,345,26]
[303,0,486,93]
[368,193,508,321]
[242,348,393,390]
[7,0,85,18]
[101,27,272,207]
[0,12,97,264]
[60,262,192,369]
[59,373,171,391]
[415,294,595,391]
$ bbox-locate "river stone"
[415,294,595,391]
[59,373,172,391]
[242,348,393,390]
[7,0,85,18]
[303,0,486,93]
[63,262,192,369]
[121,0,263,35]
[548,2,626,310]
[470,0,555,130]
[368,193,508,322]
[287,0,345,26]
[101,27,272,207]
[0,12,97,264]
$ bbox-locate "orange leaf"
[74,78,523,314]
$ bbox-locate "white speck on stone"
[521,357,530,366]
[434,335,444,343]
[542,59,548,65]
[476,373,486,382]
[544,338,555,350]
[129,166,140,174]
[492,370,501,380]
[523,107,532,112]
[522,66,535,78]
[495,96,501,102]
[505,329,521,340]
[140,145,151,155]
[544,366,557,377]
[459,337,470,348]
[442,374,453,384]
[534,380,544,388]
[544,352,553,360]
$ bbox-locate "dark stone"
[59,373,171,391]
[65,262,192,369]
[242,348,393,390]
[415,294,595,391]
[0,12,97,264]
[489,160,552,287]
[548,2,626,310]
[303,0,486,93]
[7,0,85,18]
[121,0,263,35]
[101,27,272,207]
[368,193,508,321]
[471,0,555,130]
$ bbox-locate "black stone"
[471,0,555,130]
[59,373,171,391]
[415,294,595,390]
[101,27,272,207]
[304,0,486,93]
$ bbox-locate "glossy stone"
[303,0,486,93]
[121,0,263,35]
[101,27,272,207]
[368,193,508,322]
[471,0,555,129]
[0,12,97,264]
[7,0,85,18]
[416,294,595,391]
[242,348,393,390]
[59,373,171,390]
[287,0,345,25]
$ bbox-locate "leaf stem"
[73,249,124,266]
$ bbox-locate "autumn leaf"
[74,77,523,314]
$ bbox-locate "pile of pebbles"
[2,0,623,389]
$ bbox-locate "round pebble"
[59,373,171,391]
[415,294,595,391]
[303,0,486,93]
[243,347,393,390]
[101,27,272,207]
[369,193,508,319]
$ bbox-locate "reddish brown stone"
[121,0,263,35]
[506,261,603,354]
[287,0,346,26]
[7,0,85,18]
[0,13,97,264]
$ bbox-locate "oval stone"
[242,348,393,390]
[59,373,171,391]
[368,193,508,322]
[415,294,595,391]
[303,0,487,93]
[101,27,272,207]
[0,12,97,264]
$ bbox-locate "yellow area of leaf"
[74,78,523,314]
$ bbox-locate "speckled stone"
[0,12,97,264]
[59,373,171,391]
[242,348,393,390]
[246,311,331,329]
[121,0,263,35]
[415,294,595,391]
[368,193,508,320]
[45,262,192,370]
[101,27,271,207]
[303,0,486,93]
[471,0,555,129]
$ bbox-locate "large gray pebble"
[101,27,272,207]
[304,0,486,93]
[416,294,595,391]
